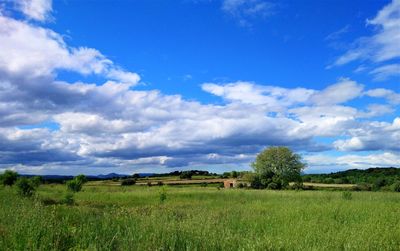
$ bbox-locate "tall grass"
[0,185,399,250]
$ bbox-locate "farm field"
[1,183,400,250]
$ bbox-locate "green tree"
[180,171,193,180]
[66,175,87,193]
[252,146,305,186]
[16,178,35,197]
[30,176,43,188]
[1,170,18,186]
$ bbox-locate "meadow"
[1,183,400,251]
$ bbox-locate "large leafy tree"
[252,146,306,185]
[1,170,18,186]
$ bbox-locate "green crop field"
[1,184,400,251]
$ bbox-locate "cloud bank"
[0,0,399,175]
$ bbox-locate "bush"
[291,182,304,190]
[30,176,42,188]
[267,182,278,190]
[157,181,164,186]
[121,179,136,186]
[180,171,192,180]
[1,170,18,186]
[62,193,75,205]
[66,175,87,192]
[342,191,352,200]
[352,183,372,191]
[66,179,83,192]
[237,183,246,188]
[147,181,152,187]
[391,181,400,192]
[16,178,35,197]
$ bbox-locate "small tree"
[66,175,87,193]
[180,171,192,180]
[1,170,18,186]
[16,178,35,197]
[30,176,43,188]
[66,179,82,192]
[252,146,306,188]
[121,179,136,186]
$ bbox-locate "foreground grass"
[0,185,400,250]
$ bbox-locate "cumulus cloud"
[333,117,400,152]
[305,152,400,172]
[0,15,139,84]
[14,0,52,22]
[0,0,399,174]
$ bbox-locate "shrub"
[200,182,208,187]
[30,176,42,188]
[66,179,83,192]
[62,193,75,205]
[267,182,278,190]
[1,170,18,186]
[391,181,400,192]
[66,175,87,192]
[16,178,35,197]
[121,179,136,186]
[157,181,164,186]
[291,182,304,190]
[342,191,352,200]
[180,171,192,180]
[352,183,372,191]
[147,181,152,187]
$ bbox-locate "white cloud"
[15,0,52,22]
[309,79,364,105]
[369,64,400,81]
[0,1,399,174]
[0,15,140,84]
[333,117,400,152]
[365,88,400,104]
[221,0,275,26]
[305,152,400,172]
[334,0,400,65]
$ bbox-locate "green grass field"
[1,184,400,250]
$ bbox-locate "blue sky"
[0,0,399,175]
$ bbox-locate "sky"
[0,0,399,175]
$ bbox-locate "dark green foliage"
[16,178,35,197]
[352,183,372,191]
[132,173,140,179]
[121,179,136,186]
[66,175,87,192]
[75,174,87,184]
[303,167,400,191]
[30,176,42,188]
[1,170,18,186]
[62,193,75,205]
[157,181,164,186]
[180,171,193,180]
[252,146,305,185]
[147,181,152,187]
[392,181,400,192]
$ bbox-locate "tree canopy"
[252,146,305,185]
[1,170,18,186]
